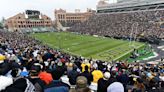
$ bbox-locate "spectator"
[91,67,103,83]
[79,66,93,85]
[38,71,53,85]
[107,82,124,92]
[69,76,92,92]
[44,70,70,92]
[4,78,35,92]
[97,72,113,92]
[28,63,45,92]
[70,10,164,40]
[68,66,79,85]
[81,59,91,72]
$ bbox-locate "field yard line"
[91,42,132,61]
[77,41,126,56]
[69,39,111,52]
[58,35,101,48]
[62,49,81,57]
[63,39,101,49]
[44,42,59,49]
[113,44,145,61]
[96,42,130,56]
[35,37,60,49]
[59,33,99,45]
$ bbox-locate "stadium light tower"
[129,22,138,48]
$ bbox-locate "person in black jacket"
[97,72,109,92]
[0,60,11,75]
[78,66,93,85]
[68,66,79,85]
[50,61,66,80]
[97,72,116,92]
[28,63,46,92]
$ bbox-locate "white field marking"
[143,52,158,60]
[113,44,145,61]
[71,43,80,45]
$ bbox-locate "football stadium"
[0,0,164,92]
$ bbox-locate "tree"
[0,22,3,29]
[0,17,5,29]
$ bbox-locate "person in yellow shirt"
[0,54,5,61]
[92,69,103,83]
[81,59,91,72]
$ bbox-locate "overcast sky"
[0,0,117,20]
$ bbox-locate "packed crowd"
[0,30,164,92]
[70,10,164,39]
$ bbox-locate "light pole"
[129,22,138,48]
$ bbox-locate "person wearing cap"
[107,82,124,92]
[97,72,116,92]
[28,63,46,92]
[69,76,92,92]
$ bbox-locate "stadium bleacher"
[19,27,57,33]
[70,9,164,43]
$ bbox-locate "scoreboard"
[25,10,40,19]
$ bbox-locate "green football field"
[31,32,145,61]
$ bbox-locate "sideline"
[113,44,145,61]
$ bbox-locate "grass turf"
[31,32,145,61]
